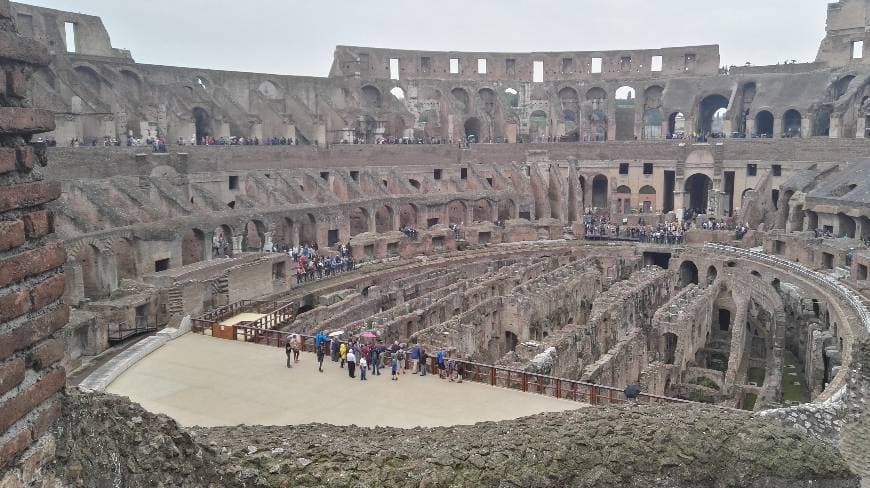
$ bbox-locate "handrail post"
[522,372,527,392]
[555,379,561,399]
[490,366,495,386]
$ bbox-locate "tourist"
[411,344,420,374]
[436,349,445,377]
[419,349,428,377]
[316,342,326,372]
[339,342,347,368]
[284,337,293,368]
[391,352,399,380]
[396,345,407,374]
[359,355,367,381]
[347,349,357,378]
[371,346,381,376]
[331,338,340,362]
[290,334,301,363]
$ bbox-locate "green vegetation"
[742,393,758,411]
[691,377,721,391]
[747,367,765,386]
[781,350,810,404]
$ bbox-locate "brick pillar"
[0,5,67,483]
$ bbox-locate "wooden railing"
[108,318,157,343]
[191,299,291,334]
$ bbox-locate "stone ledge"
[0,30,51,66]
[0,108,55,135]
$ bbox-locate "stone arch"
[668,111,686,137]
[585,87,607,101]
[837,213,856,238]
[118,69,142,98]
[299,214,317,246]
[638,185,656,213]
[585,88,608,141]
[181,228,206,266]
[504,87,519,108]
[591,174,608,208]
[464,117,481,143]
[755,110,774,137]
[258,80,282,99]
[684,173,713,213]
[614,86,637,141]
[242,220,266,251]
[698,94,730,136]
[451,87,470,113]
[478,88,496,113]
[349,207,370,236]
[273,217,296,247]
[214,225,233,257]
[679,260,699,287]
[473,199,494,222]
[782,109,802,137]
[112,238,137,280]
[707,265,718,285]
[361,85,382,108]
[642,108,663,139]
[398,203,418,227]
[558,86,579,103]
[616,185,632,213]
[447,200,467,225]
[193,107,213,144]
[389,86,405,101]
[498,199,517,221]
[375,205,394,233]
[813,105,833,137]
[73,65,101,92]
[78,243,112,299]
[529,110,548,142]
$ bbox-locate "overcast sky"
[26,0,830,76]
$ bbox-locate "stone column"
[773,117,782,138]
[723,295,749,393]
[745,117,755,137]
[232,235,243,254]
[856,116,866,139]
[262,231,273,252]
[829,115,842,138]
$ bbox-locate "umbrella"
[360,331,379,338]
[328,331,344,337]
[624,384,641,400]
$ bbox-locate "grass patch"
[747,367,765,386]
[781,349,810,404]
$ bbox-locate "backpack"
[397,350,405,361]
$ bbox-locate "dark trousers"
[286,354,292,368]
[348,361,356,378]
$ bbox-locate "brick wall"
[0,2,66,484]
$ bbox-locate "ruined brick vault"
[0,0,868,486]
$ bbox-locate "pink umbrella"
[360,331,379,338]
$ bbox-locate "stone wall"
[0,2,66,483]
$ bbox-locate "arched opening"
[638,185,656,213]
[464,117,481,143]
[447,200,467,225]
[504,88,519,108]
[813,106,832,137]
[498,199,517,221]
[684,173,713,214]
[616,185,632,214]
[614,86,636,141]
[478,88,496,114]
[698,95,729,136]
[668,111,686,138]
[679,260,699,287]
[349,207,370,236]
[473,200,493,222]
[586,87,607,141]
[783,109,802,138]
[389,86,405,101]
[707,265,718,285]
[642,108,663,140]
[505,331,518,353]
[755,111,774,137]
[193,107,213,145]
[273,218,295,248]
[375,205,394,233]
[74,65,101,93]
[213,225,233,258]
[661,332,678,365]
[119,70,141,99]
[181,228,206,265]
[361,85,382,108]
[591,175,608,208]
[547,170,563,220]
[79,244,111,299]
[398,203,418,227]
[112,239,137,281]
[832,75,855,100]
[529,110,548,142]
[257,80,282,99]
[837,213,856,238]
[241,221,266,252]
[299,214,317,246]
[451,88,470,113]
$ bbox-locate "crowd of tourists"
[583,215,688,244]
[400,224,418,240]
[285,331,465,383]
[280,243,354,285]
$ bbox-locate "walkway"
[106,333,583,428]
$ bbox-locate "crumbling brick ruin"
[0,0,869,486]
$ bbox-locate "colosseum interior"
[0,0,869,487]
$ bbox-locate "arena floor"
[106,333,583,427]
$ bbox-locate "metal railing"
[203,325,693,406]
[108,318,157,343]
